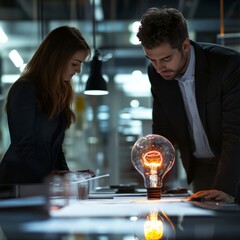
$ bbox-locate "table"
[0,189,240,239]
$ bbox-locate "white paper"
[50,197,215,217]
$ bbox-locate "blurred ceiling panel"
[0,0,239,94]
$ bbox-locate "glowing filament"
[142,150,163,174]
[144,210,163,240]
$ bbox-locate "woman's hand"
[188,189,234,202]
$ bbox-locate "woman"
[0,26,91,184]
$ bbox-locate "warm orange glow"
[142,150,163,174]
[220,0,224,36]
[74,94,86,112]
[144,210,163,240]
[50,205,62,211]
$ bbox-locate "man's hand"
[188,190,234,202]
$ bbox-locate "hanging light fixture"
[84,0,108,95]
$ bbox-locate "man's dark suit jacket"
[0,79,69,184]
[148,40,240,196]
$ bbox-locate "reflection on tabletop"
[0,183,240,240]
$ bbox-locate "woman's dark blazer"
[0,79,69,184]
[148,40,240,196]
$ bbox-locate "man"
[137,7,240,202]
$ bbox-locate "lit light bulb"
[131,134,175,199]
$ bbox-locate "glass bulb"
[131,134,175,199]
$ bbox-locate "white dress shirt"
[175,46,214,158]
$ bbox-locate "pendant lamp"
[84,0,108,95]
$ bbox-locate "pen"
[78,174,110,183]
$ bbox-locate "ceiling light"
[0,27,8,43]
[84,0,108,96]
[129,21,141,45]
[9,49,24,68]
[84,50,108,95]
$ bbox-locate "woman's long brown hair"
[16,26,91,128]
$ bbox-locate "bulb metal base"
[147,187,161,199]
